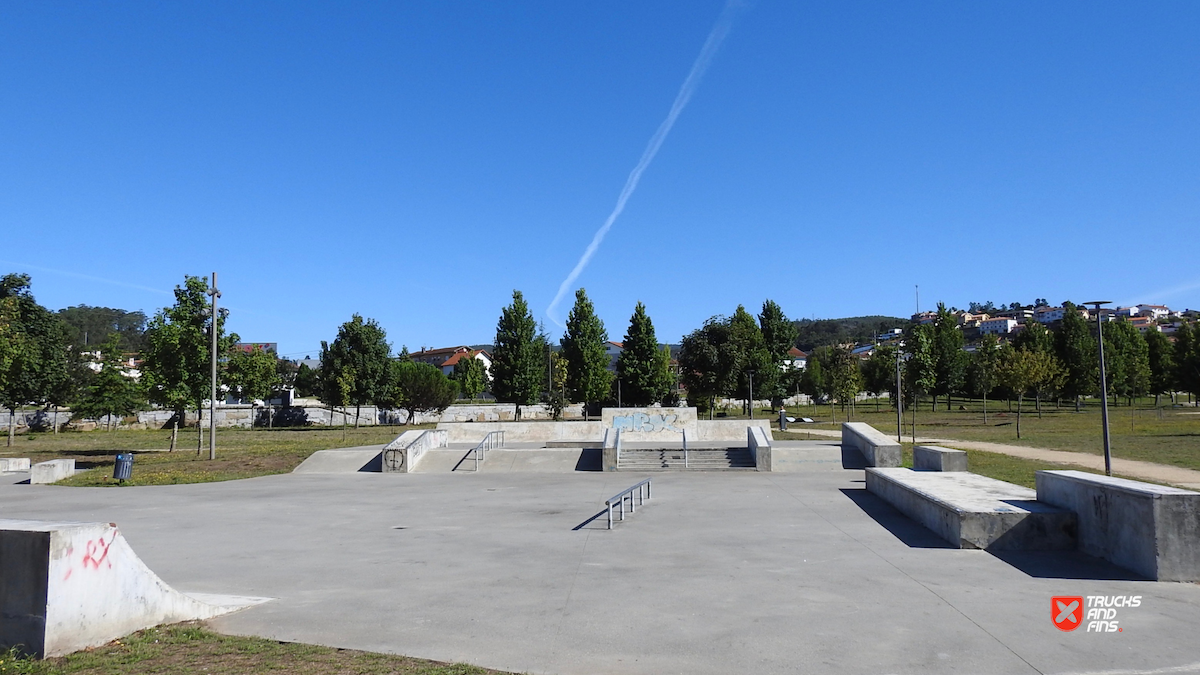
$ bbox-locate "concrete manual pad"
[866,468,1076,551]
[3,453,1200,674]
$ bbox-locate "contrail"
[545,0,744,327]
[0,259,173,297]
[1114,277,1200,309]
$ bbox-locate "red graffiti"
[81,532,114,570]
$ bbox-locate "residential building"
[1115,306,1139,318]
[782,347,807,370]
[1128,317,1160,333]
[409,346,493,377]
[1136,304,1170,321]
[979,317,1018,335]
[1034,307,1066,324]
[605,341,624,371]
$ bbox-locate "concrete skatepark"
[3,411,1200,674]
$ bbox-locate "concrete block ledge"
[913,446,968,472]
[30,459,75,484]
[0,458,31,472]
[866,468,1076,550]
[842,422,901,468]
[1036,470,1200,581]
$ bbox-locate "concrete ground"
[3,441,1200,674]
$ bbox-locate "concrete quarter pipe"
[0,519,267,657]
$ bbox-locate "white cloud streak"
[545,0,744,327]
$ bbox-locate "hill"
[792,315,907,352]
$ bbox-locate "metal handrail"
[683,429,688,469]
[472,430,506,471]
[605,478,652,529]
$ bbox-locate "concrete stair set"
[617,448,756,471]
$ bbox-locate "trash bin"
[113,453,134,481]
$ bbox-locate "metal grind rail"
[472,430,506,471]
[605,478,652,529]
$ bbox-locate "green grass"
[763,396,1200,472]
[0,425,433,487]
[0,622,515,674]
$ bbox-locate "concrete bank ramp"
[292,445,384,473]
[0,519,268,657]
[414,448,600,473]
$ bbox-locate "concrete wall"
[0,520,253,657]
[0,402,586,434]
[913,446,968,472]
[437,421,604,444]
[30,460,75,485]
[1036,470,1200,581]
[841,422,901,468]
[602,429,620,473]
[748,426,772,472]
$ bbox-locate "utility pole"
[207,272,221,461]
[1085,301,1113,475]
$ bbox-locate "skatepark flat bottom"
[3,441,1199,675]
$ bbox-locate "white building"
[979,317,1018,335]
[605,341,624,371]
[1034,307,1066,324]
[1136,304,1170,321]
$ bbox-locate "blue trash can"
[113,453,134,481]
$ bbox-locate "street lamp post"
[895,347,904,442]
[1085,301,1113,476]
[207,273,221,461]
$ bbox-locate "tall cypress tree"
[930,303,966,410]
[319,314,391,427]
[1055,302,1097,411]
[729,305,773,412]
[491,290,541,418]
[758,299,797,403]
[1144,329,1175,407]
[560,289,611,415]
[1174,323,1200,405]
[615,302,666,406]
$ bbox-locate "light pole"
[207,273,221,461]
[1085,301,1113,475]
[895,346,904,442]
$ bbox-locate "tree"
[0,274,70,446]
[72,335,143,431]
[560,289,611,417]
[758,299,797,403]
[319,314,391,428]
[728,305,773,414]
[55,305,147,352]
[862,345,897,411]
[1102,319,1150,406]
[1173,323,1200,405]
[451,353,488,400]
[383,360,457,424]
[929,303,966,411]
[798,353,826,403]
[490,291,541,419]
[997,346,1058,439]
[1054,302,1097,411]
[1012,319,1054,356]
[615,302,669,407]
[1144,329,1175,407]
[968,334,1002,423]
[904,323,937,440]
[226,345,282,427]
[142,275,237,453]
[678,317,738,417]
[294,363,320,397]
[824,345,862,418]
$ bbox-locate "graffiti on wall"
[612,413,682,433]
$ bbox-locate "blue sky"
[3,1,1198,358]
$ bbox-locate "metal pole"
[895,347,903,442]
[1086,302,1114,476]
[207,272,221,461]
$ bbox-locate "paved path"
[4,443,1200,675]
[786,428,1200,490]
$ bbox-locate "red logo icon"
[1053,596,1084,631]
